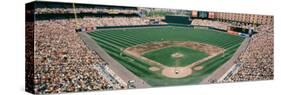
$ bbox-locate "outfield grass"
[143,46,208,67]
[89,25,244,86]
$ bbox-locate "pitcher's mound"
[171,52,184,59]
[162,67,192,78]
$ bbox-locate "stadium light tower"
[72,2,80,30]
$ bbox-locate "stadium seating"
[33,20,113,94]
[229,25,273,81]
[191,19,232,30]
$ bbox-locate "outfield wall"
[96,24,169,29]
[96,24,227,32]
[164,16,191,24]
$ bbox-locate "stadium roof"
[27,1,138,10]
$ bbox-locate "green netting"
[165,16,191,24]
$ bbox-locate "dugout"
[227,26,255,37]
[164,16,191,24]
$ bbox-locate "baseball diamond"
[143,46,208,67]
[89,25,244,86]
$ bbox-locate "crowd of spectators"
[35,6,166,27]
[83,17,150,27]
[55,16,165,29]
[35,7,139,14]
[33,19,126,94]
[229,25,274,81]
[191,19,232,30]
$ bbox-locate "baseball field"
[88,25,244,86]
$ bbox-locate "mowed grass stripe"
[90,33,133,47]
[94,27,243,49]
[94,30,150,43]
[93,37,122,49]
[104,32,150,44]
[91,32,144,46]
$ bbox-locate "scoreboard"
[191,10,215,19]
[198,11,208,18]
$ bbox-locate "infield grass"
[143,46,208,67]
